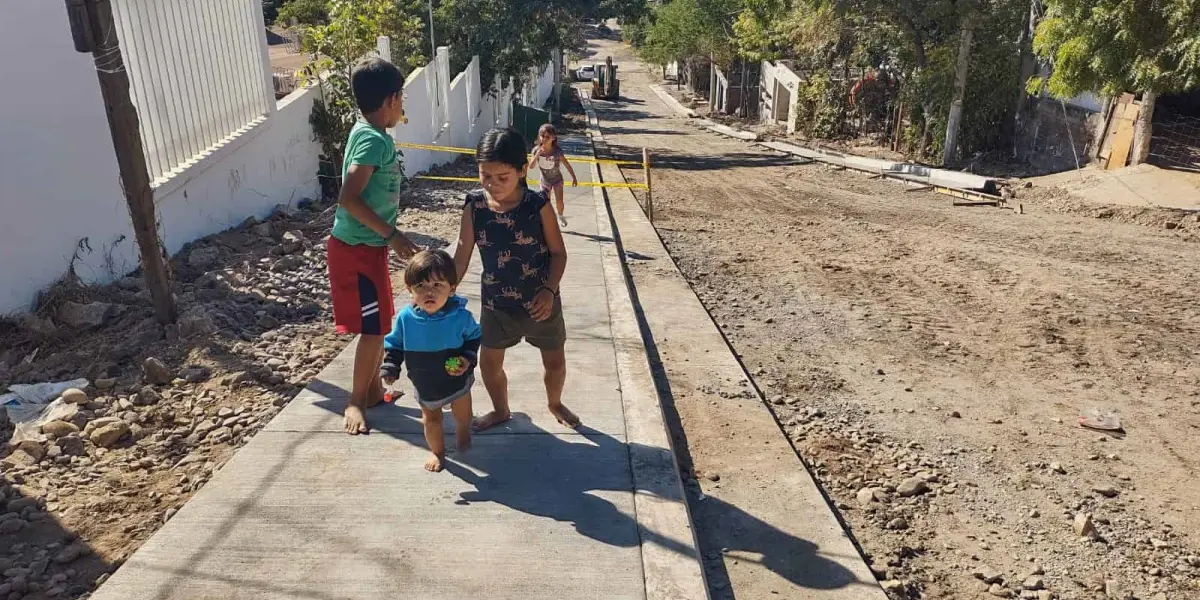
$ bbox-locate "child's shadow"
[314,394,864,591]
[446,424,642,548]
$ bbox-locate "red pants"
[327,236,394,336]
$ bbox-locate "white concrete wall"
[394,56,554,178]
[0,0,130,314]
[760,60,802,132]
[0,6,551,315]
[153,88,321,257]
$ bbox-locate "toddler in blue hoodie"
[381,249,481,472]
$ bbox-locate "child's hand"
[444,356,469,377]
[388,233,419,259]
[528,289,556,322]
[382,375,397,386]
[571,177,579,187]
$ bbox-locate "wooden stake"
[643,148,654,223]
[71,0,176,324]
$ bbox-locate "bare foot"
[471,410,512,432]
[549,404,581,429]
[425,454,445,472]
[344,404,369,435]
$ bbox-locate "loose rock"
[56,301,117,329]
[89,421,131,448]
[896,477,930,497]
[1074,512,1098,539]
[61,388,88,405]
[973,565,1005,584]
[41,421,80,439]
[188,246,221,268]
[143,357,174,385]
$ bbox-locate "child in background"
[381,250,481,472]
[327,57,419,436]
[455,128,581,432]
[528,124,578,228]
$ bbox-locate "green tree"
[276,0,330,26]
[437,0,582,91]
[300,0,425,173]
[638,0,739,70]
[1033,0,1200,164]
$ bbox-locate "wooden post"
[67,0,176,324]
[643,148,653,223]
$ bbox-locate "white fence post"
[376,36,391,62]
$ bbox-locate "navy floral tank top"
[466,189,550,313]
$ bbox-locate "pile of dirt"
[1017,184,1200,238]
[0,164,469,600]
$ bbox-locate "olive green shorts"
[480,299,566,351]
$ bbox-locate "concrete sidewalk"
[89,136,707,600]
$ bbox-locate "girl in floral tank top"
[453,128,581,432]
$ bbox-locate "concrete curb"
[647,84,697,119]
[582,94,711,600]
[582,92,890,600]
[649,84,998,194]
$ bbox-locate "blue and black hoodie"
[381,296,482,409]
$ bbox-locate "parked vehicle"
[576,65,596,82]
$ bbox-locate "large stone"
[973,565,1005,585]
[14,440,45,461]
[85,417,123,436]
[133,387,162,406]
[89,421,130,448]
[7,497,39,513]
[273,231,306,255]
[61,388,88,405]
[57,435,86,457]
[188,247,221,269]
[56,301,117,329]
[271,255,305,272]
[20,314,58,337]
[53,543,90,565]
[1,448,40,468]
[0,519,25,534]
[897,476,930,497]
[40,421,80,439]
[143,357,174,385]
[178,309,217,338]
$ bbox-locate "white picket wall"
[111,0,274,184]
[396,51,555,177]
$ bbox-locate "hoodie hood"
[408,295,469,322]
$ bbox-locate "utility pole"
[942,23,975,168]
[65,0,176,324]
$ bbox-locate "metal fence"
[111,0,275,184]
[1149,110,1200,172]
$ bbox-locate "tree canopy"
[1033,0,1200,98]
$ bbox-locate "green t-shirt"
[332,120,402,246]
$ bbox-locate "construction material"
[591,56,620,100]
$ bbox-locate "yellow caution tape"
[414,175,648,190]
[396,141,643,166]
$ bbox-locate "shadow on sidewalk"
[306,377,864,595]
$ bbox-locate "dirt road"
[581,33,1200,600]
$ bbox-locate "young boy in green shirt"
[327,57,419,435]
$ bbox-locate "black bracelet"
[537,285,560,297]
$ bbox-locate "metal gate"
[1148,108,1200,172]
[511,101,550,147]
